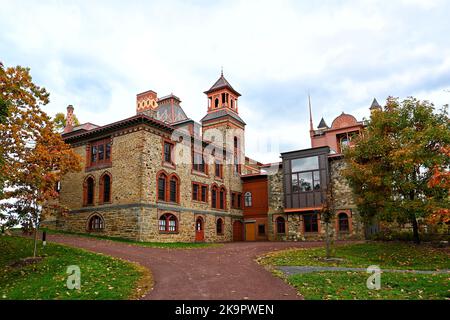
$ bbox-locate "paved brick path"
[45,234,352,300]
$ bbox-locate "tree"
[54,112,79,133]
[344,97,450,244]
[321,185,335,259]
[427,146,450,226]
[0,62,81,256]
[0,97,9,198]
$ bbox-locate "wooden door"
[195,217,204,242]
[233,221,243,241]
[245,223,256,241]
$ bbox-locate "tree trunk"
[33,203,39,258]
[411,215,420,244]
[325,221,331,259]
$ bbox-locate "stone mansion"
[54,73,380,242]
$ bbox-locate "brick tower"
[200,71,246,174]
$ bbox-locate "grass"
[260,242,450,271]
[287,271,450,300]
[41,228,219,249]
[0,235,151,300]
[259,242,450,300]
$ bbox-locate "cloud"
[1,0,449,163]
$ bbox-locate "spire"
[221,66,223,77]
[308,94,313,131]
[318,117,329,129]
[370,98,382,110]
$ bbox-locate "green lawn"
[288,271,449,300]
[259,242,450,300]
[41,228,219,249]
[261,242,450,270]
[0,236,150,300]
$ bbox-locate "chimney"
[63,105,74,133]
[136,90,158,118]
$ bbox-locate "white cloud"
[0,0,449,163]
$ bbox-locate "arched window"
[214,98,219,108]
[211,185,218,209]
[88,214,104,231]
[338,212,349,232]
[159,213,178,233]
[216,218,224,235]
[84,176,95,206]
[99,172,112,204]
[219,187,226,209]
[169,175,178,203]
[340,136,350,150]
[276,216,286,234]
[157,172,167,201]
[244,192,252,207]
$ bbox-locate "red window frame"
[159,213,178,233]
[156,171,180,204]
[338,212,350,232]
[304,214,319,233]
[216,218,224,235]
[83,175,95,206]
[87,138,112,169]
[276,216,286,234]
[231,192,243,209]
[192,182,208,203]
[99,172,112,204]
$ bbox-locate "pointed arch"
[219,185,227,210]
[99,171,112,204]
[168,173,180,204]
[83,175,95,206]
[216,217,224,235]
[156,170,168,202]
[87,213,104,231]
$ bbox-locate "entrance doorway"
[195,217,204,241]
[245,223,256,241]
[233,221,243,241]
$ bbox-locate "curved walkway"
[45,234,353,300]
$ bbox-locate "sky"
[1,0,449,163]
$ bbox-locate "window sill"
[193,200,208,204]
[83,204,95,207]
[159,231,179,235]
[163,162,176,170]
[85,163,112,172]
[191,170,208,178]
[157,200,180,206]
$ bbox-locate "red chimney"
[63,105,74,133]
[136,90,158,117]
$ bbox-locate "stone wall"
[57,126,242,243]
[267,167,284,241]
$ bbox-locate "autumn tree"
[54,111,79,133]
[427,146,450,227]
[0,97,8,198]
[0,62,81,256]
[344,97,450,244]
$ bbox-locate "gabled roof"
[200,108,246,126]
[370,98,382,110]
[62,114,173,143]
[317,117,329,129]
[204,74,241,97]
